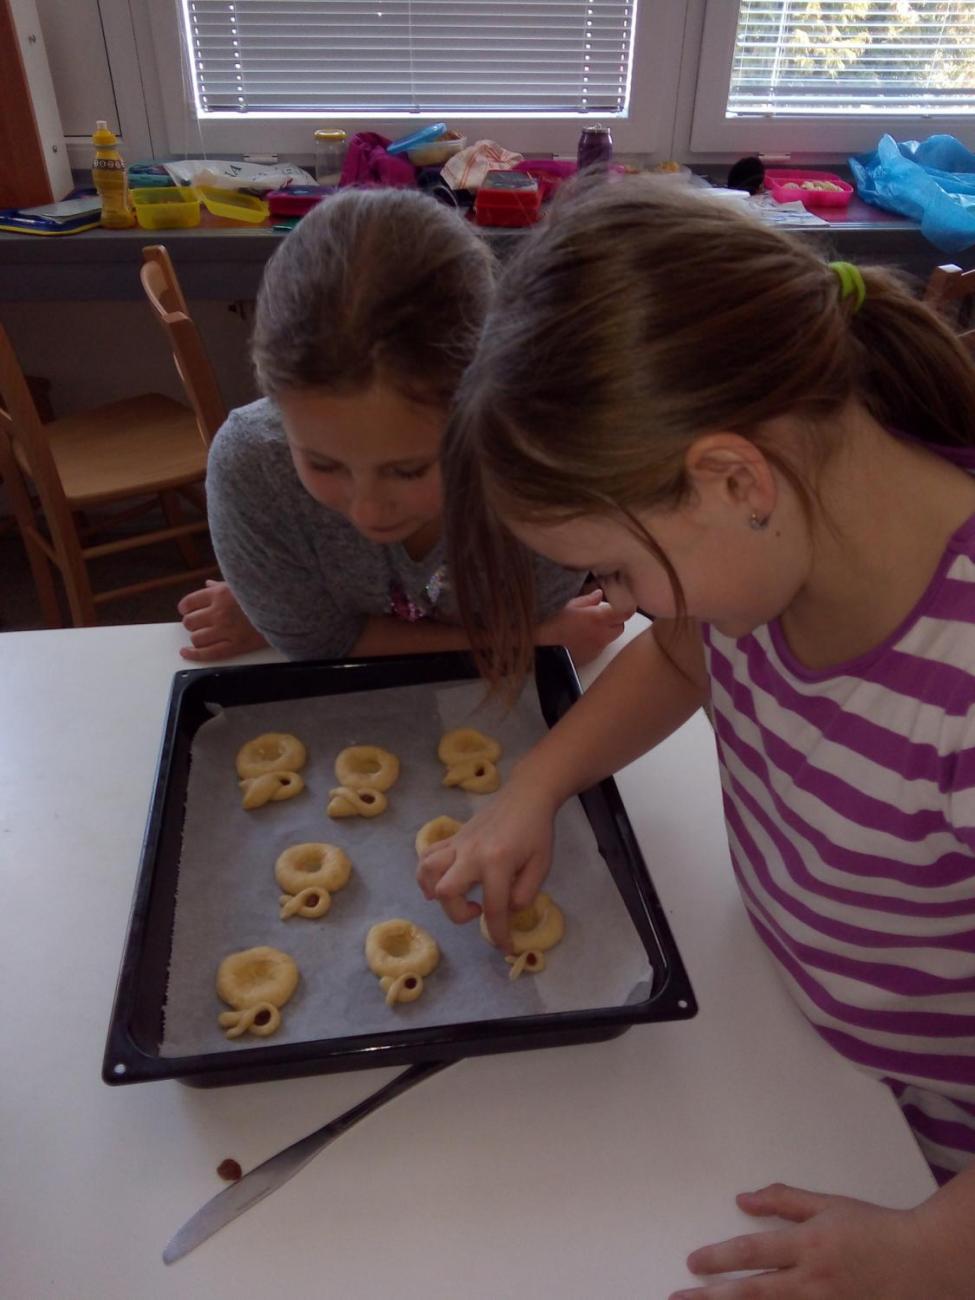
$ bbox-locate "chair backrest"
[140,244,227,446]
[0,322,77,551]
[924,263,975,346]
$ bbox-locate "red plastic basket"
[765,169,853,209]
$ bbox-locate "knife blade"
[163,1059,452,1264]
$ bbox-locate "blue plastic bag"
[851,133,975,253]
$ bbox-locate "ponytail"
[850,266,975,448]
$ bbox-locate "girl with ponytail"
[419,179,975,1296]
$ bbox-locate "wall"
[2,298,257,419]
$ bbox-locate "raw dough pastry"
[365,919,440,1006]
[505,950,547,980]
[327,786,387,818]
[275,842,352,894]
[235,733,307,780]
[438,728,501,793]
[279,887,333,920]
[442,756,500,794]
[239,770,305,810]
[437,728,502,766]
[334,745,400,792]
[480,892,565,978]
[216,946,299,1038]
[414,815,464,856]
[275,842,352,920]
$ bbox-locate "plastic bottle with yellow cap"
[91,121,134,228]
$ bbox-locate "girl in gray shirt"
[179,189,623,664]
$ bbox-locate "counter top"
[0,196,956,303]
[0,619,934,1298]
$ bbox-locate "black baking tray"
[103,648,696,1087]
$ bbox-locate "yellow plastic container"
[131,187,201,230]
[197,186,269,224]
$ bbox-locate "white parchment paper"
[161,679,652,1057]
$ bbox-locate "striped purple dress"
[702,510,975,1185]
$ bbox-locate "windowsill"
[0,191,961,305]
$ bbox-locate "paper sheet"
[161,678,652,1057]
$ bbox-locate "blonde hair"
[445,177,975,683]
[253,187,494,407]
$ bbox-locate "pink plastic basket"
[765,169,853,209]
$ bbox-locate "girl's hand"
[671,1183,940,1300]
[539,590,626,666]
[177,580,268,662]
[416,778,559,950]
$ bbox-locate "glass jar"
[314,129,348,186]
[577,125,614,171]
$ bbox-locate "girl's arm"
[350,589,626,666]
[417,618,708,948]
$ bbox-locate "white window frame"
[59,0,157,169]
[138,0,686,159]
[690,0,975,156]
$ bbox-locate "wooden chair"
[0,321,217,627]
[924,263,975,351]
[140,245,227,445]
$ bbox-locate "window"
[144,0,685,155]
[691,0,975,154]
[183,1,635,117]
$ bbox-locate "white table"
[0,622,934,1299]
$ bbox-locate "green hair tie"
[828,260,866,312]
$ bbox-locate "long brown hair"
[445,176,975,684]
[252,187,494,407]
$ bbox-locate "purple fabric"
[339,133,417,189]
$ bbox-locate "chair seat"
[14,393,208,507]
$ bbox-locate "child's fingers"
[179,640,234,663]
[509,853,551,910]
[736,1184,834,1222]
[433,852,483,902]
[480,876,514,951]
[177,589,212,616]
[569,589,604,609]
[439,895,482,926]
[686,1226,799,1277]
[416,842,456,897]
[181,608,219,634]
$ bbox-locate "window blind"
[728,0,975,116]
[183,0,635,115]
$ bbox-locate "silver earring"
[749,511,770,531]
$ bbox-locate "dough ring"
[442,756,500,794]
[438,728,502,766]
[327,786,387,818]
[414,815,464,856]
[334,745,400,792]
[239,770,305,810]
[236,733,307,780]
[365,919,439,1005]
[216,946,299,1039]
[275,843,352,895]
[480,892,565,956]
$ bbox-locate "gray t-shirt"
[206,398,583,660]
